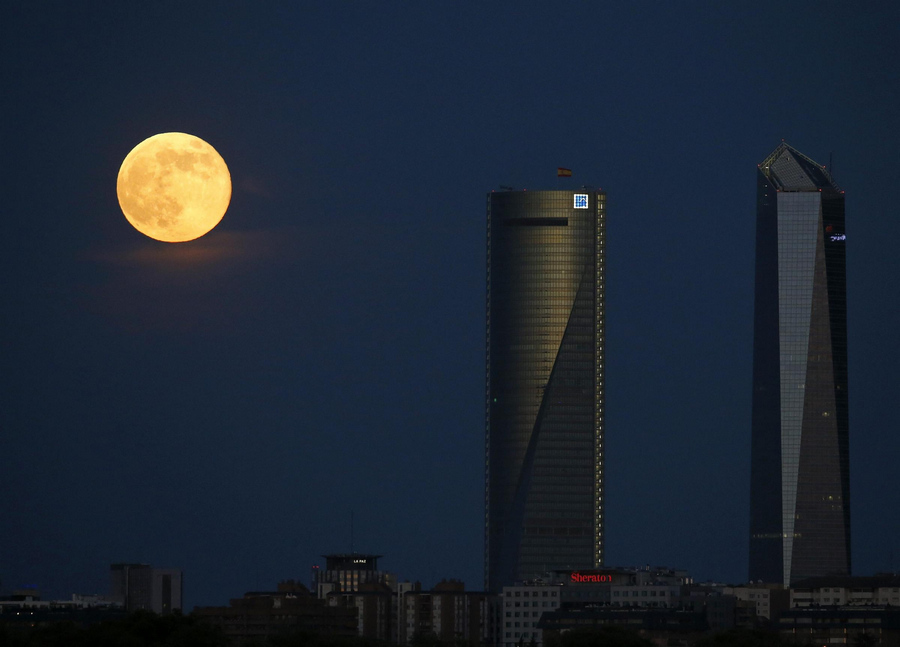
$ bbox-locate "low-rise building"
[790,575,900,608]
[110,563,182,614]
[500,583,561,647]
[680,585,759,631]
[724,583,788,622]
[398,580,497,646]
[611,582,681,608]
[539,606,709,645]
[194,580,358,643]
[0,590,125,628]
[314,553,395,596]
[326,581,395,641]
[778,605,900,647]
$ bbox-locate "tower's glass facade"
[749,143,851,585]
[485,189,605,591]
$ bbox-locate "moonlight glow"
[117,132,231,243]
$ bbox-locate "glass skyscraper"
[749,143,851,585]
[485,189,605,591]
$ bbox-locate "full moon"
[117,132,231,243]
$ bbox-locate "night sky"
[2,3,898,609]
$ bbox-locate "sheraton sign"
[569,571,615,583]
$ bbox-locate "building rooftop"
[791,574,900,589]
[759,142,840,191]
[321,553,383,571]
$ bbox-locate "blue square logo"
[574,194,588,209]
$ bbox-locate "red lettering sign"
[569,572,612,583]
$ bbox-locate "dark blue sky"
[2,3,898,609]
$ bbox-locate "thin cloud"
[90,227,305,269]
[81,227,313,334]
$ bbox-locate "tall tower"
[749,143,851,585]
[485,189,605,591]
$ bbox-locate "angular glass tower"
[749,143,851,585]
[485,189,605,591]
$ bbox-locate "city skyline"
[3,4,898,608]
[486,190,606,590]
[749,143,852,585]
